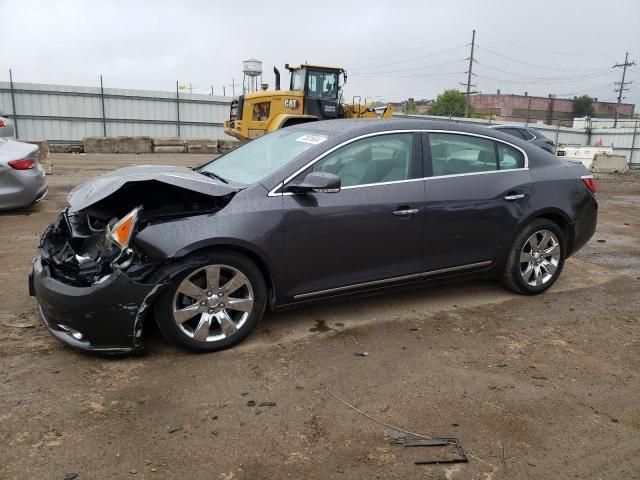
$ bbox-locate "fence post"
[630,121,638,166]
[176,81,181,138]
[8,69,19,139]
[99,75,107,137]
[554,122,560,147]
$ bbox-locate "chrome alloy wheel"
[519,230,561,287]
[172,264,254,342]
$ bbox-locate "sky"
[1,0,639,105]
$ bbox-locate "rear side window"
[520,129,535,140]
[428,133,497,176]
[497,143,525,170]
[308,133,417,187]
[497,127,526,139]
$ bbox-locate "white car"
[0,138,48,210]
[0,112,16,139]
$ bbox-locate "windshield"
[307,70,338,99]
[199,129,330,185]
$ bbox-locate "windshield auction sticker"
[296,134,327,145]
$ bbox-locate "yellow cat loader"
[224,64,393,142]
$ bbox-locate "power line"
[350,44,468,71]
[475,60,613,81]
[350,59,466,75]
[352,71,465,78]
[478,45,613,73]
[477,31,614,58]
[475,71,618,86]
[337,32,470,66]
[613,52,636,127]
[557,82,622,97]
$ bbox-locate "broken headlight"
[106,207,141,249]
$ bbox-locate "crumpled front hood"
[67,165,238,212]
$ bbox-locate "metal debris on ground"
[325,386,471,467]
[406,437,468,465]
[386,430,468,464]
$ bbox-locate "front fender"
[133,187,285,302]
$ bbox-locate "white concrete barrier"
[591,154,629,173]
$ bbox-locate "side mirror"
[284,172,341,194]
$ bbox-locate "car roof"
[261,118,556,192]
[289,118,514,138]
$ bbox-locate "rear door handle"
[392,208,419,217]
[503,193,526,201]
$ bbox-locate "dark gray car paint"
[30,118,597,352]
[489,125,555,153]
[136,119,595,304]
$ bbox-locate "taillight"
[545,139,555,146]
[581,175,597,194]
[8,158,36,170]
[0,120,6,128]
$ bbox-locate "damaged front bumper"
[26,164,239,354]
[30,256,164,354]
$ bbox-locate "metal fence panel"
[0,81,232,142]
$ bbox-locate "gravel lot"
[1,153,639,480]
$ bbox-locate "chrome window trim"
[341,177,426,190]
[268,129,530,197]
[293,260,493,299]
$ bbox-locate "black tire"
[501,218,566,295]
[153,251,267,353]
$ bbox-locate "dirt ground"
[1,153,639,480]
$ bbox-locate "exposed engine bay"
[39,179,235,287]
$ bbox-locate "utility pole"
[230,78,239,97]
[8,69,19,139]
[613,52,635,127]
[462,29,477,118]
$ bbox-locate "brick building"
[469,91,635,126]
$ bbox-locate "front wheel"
[154,252,267,352]
[501,219,566,295]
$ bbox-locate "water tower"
[242,58,262,94]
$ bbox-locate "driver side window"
[303,133,416,188]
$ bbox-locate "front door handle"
[392,208,419,217]
[504,193,526,201]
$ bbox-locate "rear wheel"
[501,219,566,295]
[154,252,266,352]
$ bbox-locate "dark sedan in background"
[30,119,597,354]
[489,124,556,153]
